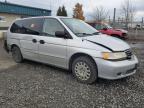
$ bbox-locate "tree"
[121,0,136,29]
[62,6,67,16]
[56,6,68,16]
[73,3,85,20]
[91,6,109,22]
[56,7,62,16]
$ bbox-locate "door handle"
[40,40,45,44]
[32,39,37,43]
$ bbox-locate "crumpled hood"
[82,34,130,51]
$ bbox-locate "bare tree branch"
[91,6,109,22]
[121,0,136,29]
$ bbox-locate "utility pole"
[118,17,120,24]
[141,17,143,29]
[50,0,52,10]
[49,0,53,16]
[109,16,111,24]
[113,8,116,28]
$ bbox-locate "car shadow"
[97,77,130,84]
[21,59,70,74]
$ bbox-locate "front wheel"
[11,46,23,63]
[72,56,98,84]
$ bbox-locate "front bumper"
[94,55,138,80]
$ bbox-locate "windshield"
[61,18,99,37]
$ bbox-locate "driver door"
[38,18,67,68]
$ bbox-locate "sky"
[0,0,144,21]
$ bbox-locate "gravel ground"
[0,41,144,108]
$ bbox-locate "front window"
[61,18,99,37]
[42,18,65,37]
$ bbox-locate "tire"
[72,56,98,84]
[11,46,23,63]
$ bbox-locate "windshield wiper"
[75,33,93,37]
[75,32,100,37]
[75,33,93,36]
[92,32,100,35]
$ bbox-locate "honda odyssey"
[6,16,138,84]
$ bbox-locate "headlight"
[102,52,127,60]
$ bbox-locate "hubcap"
[74,62,91,81]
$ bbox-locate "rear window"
[10,18,44,35]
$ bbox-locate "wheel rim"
[74,61,91,81]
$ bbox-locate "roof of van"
[16,16,73,20]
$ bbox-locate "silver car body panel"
[7,16,138,79]
[95,55,138,79]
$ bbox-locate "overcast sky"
[0,0,144,21]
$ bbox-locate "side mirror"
[103,28,107,31]
[55,31,67,38]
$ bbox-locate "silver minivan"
[6,16,138,84]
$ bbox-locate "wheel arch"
[11,44,20,51]
[11,44,23,63]
[69,53,97,72]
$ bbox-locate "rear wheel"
[72,56,98,84]
[11,46,23,63]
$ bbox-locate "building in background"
[0,2,51,30]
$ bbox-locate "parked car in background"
[142,25,144,29]
[5,17,138,84]
[87,22,128,39]
[134,24,144,30]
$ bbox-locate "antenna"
[113,8,116,28]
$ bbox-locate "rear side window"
[10,18,44,35]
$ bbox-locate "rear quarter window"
[10,20,23,33]
[10,18,44,35]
